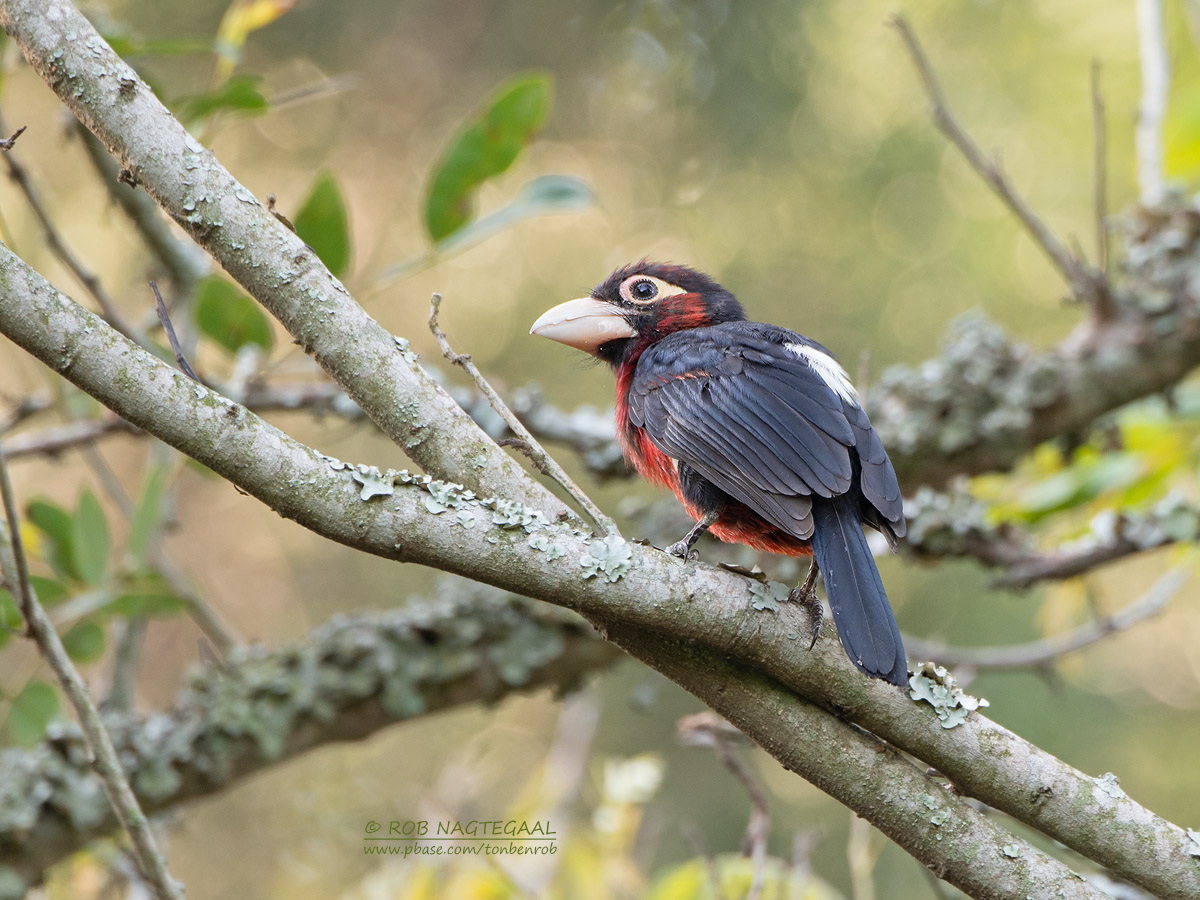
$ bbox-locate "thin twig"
[0,116,138,338]
[428,292,616,534]
[2,417,139,459]
[678,712,769,900]
[890,15,1109,308]
[904,561,1191,669]
[1091,61,1110,276]
[0,445,185,900]
[0,124,27,150]
[0,393,51,434]
[150,282,199,381]
[103,618,146,713]
[1136,0,1169,207]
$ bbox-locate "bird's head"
[530,262,746,368]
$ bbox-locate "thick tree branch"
[75,124,210,297]
[1,238,1196,899]
[614,627,1111,900]
[0,588,616,890]
[0,0,570,523]
[903,486,1200,589]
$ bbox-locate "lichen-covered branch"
[903,486,1200,588]
[612,625,1112,900]
[0,0,569,522]
[0,588,616,892]
[1,239,1196,900]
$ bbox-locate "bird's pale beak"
[529,297,637,352]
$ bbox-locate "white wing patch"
[784,342,859,405]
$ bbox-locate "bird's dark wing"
[627,324,903,540]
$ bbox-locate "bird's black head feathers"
[589,261,747,367]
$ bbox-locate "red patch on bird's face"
[651,292,712,337]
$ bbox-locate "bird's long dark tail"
[809,497,907,686]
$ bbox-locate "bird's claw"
[789,583,823,650]
[667,541,698,561]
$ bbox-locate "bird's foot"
[789,581,823,651]
[667,540,699,561]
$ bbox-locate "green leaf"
[424,73,552,242]
[0,590,19,649]
[28,576,69,607]
[128,467,169,567]
[110,593,188,618]
[63,621,106,664]
[7,681,59,746]
[179,74,268,123]
[26,499,79,581]
[71,491,110,587]
[293,173,351,277]
[194,276,274,353]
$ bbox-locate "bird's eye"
[630,280,657,301]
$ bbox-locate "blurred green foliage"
[423,74,553,242]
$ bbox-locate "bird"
[530,262,908,686]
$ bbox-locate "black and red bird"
[530,262,908,686]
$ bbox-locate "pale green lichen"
[1001,843,1021,859]
[1093,772,1126,800]
[748,580,790,612]
[908,661,990,729]
[1185,828,1200,858]
[393,336,418,363]
[351,465,395,501]
[580,534,634,582]
[528,533,565,559]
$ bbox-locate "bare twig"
[0,115,137,338]
[150,282,199,381]
[2,417,139,459]
[1092,61,1110,275]
[150,552,239,657]
[1136,0,1169,207]
[904,561,1191,669]
[0,124,27,150]
[890,15,1109,308]
[265,194,297,234]
[0,445,185,900]
[103,618,146,713]
[678,712,769,900]
[428,292,616,534]
[0,393,50,434]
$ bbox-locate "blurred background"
[2,0,1200,897]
